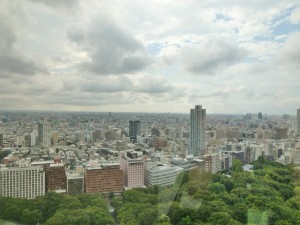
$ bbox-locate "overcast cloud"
[0,0,299,114]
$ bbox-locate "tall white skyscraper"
[189,105,206,156]
[38,122,51,147]
[297,108,300,134]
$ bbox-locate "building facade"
[47,163,66,193]
[129,120,141,143]
[85,164,123,193]
[0,164,45,199]
[38,122,51,147]
[190,105,206,156]
[121,151,144,188]
[66,173,84,195]
[146,163,183,186]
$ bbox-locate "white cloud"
[0,0,300,114]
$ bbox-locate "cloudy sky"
[0,0,300,114]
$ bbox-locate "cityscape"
[0,107,300,224]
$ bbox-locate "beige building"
[121,151,144,188]
[0,160,45,199]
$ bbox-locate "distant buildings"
[0,160,45,199]
[274,127,288,139]
[38,122,51,147]
[258,112,262,120]
[129,120,141,143]
[189,105,206,156]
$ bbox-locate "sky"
[0,0,300,115]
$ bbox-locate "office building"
[0,161,45,199]
[47,157,66,193]
[85,163,123,193]
[38,122,51,147]
[146,162,183,186]
[203,154,221,173]
[121,151,144,188]
[274,127,288,139]
[66,173,84,195]
[189,105,206,156]
[129,120,141,143]
[297,108,300,133]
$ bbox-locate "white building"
[0,160,45,199]
[146,162,183,186]
[120,151,144,188]
[190,105,206,156]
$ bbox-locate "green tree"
[232,159,243,172]
[232,203,247,224]
[45,209,91,225]
[209,212,231,225]
[21,209,42,225]
[59,195,82,210]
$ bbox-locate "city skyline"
[0,1,300,114]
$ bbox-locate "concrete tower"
[38,122,51,147]
[189,105,206,157]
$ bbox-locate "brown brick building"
[85,163,123,193]
[47,163,66,192]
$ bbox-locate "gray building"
[129,120,141,143]
[0,133,3,148]
[189,105,206,156]
[38,122,51,147]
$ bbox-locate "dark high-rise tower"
[129,120,141,143]
[258,112,262,120]
[189,105,206,156]
[0,133,3,148]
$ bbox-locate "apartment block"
[121,151,144,188]
[85,163,123,193]
[0,163,45,199]
[47,163,66,193]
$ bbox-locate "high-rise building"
[129,120,141,143]
[0,160,45,199]
[189,105,206,156]
[38,122,51,147]
[121,151,144,188]
[258,112,262,120]
[0,133,3,148]
[297,108,300,133]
